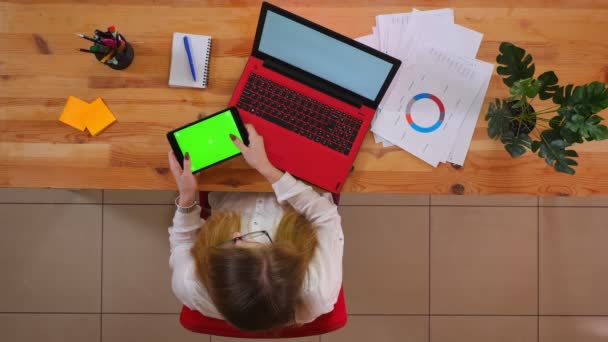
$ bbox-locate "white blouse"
[168,172,344,324]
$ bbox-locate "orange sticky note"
[86,98,116,136]
[59,96,90,131]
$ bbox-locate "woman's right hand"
[231,124,283,183]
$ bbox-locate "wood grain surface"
[1,0,607,195]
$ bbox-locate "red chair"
[179,191,347,338]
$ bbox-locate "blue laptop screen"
[258,10,393,102]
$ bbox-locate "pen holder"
[94,35,135,70]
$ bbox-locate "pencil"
[76,33,100,43]
[100,50,116,63]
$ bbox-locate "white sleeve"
[272,173,344,322]
[168,206,205,309]
[271,172,341,226]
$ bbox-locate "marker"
[108,25,116,37]
[108,26,119,48]
[101,38,117,48]
[183,35,197,82]
[90,44,110,53]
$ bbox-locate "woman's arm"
[272,172,339,225]
[258,163,284,184]
[167,149,202,256]
[167,150,204,309]
[231,124,284,183]
[231,123,338,224]
[168,205,204,311]
[168,207,203,256]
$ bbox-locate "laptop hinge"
[263,59,362,108]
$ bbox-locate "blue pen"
[183,35,197,82]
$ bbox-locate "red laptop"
[229,2,401,192]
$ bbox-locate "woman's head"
[191,209,318,331]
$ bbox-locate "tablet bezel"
[166,107,250,173]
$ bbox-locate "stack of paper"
[60,96,117,136]
[356,9,494,167]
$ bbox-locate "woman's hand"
[231,124,283,183]
[168,150,198,206]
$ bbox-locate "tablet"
[166,107,249,173]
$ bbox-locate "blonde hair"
[191,207,318,331]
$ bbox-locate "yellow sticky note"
[86,98,116,136]
[59,96,90,131]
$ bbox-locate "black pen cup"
[93,34,134,70]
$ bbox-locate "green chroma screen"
[174,110,243,172]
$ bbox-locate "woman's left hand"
[168,150,198,206]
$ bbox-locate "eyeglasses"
[217,230,273,248]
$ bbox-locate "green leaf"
[510,77,541,99]
[549,116,562,130]
[485,98,513,140]
[531,140,541,152]
[505,143,526,157]
[564,114,608,141]
[501,131,532,158]
[541,129,561,142]
[562,82,608,117]
[557,106,577,119]
[550,139,568,148]
[537,71,560,100]
[511,100,527,109]
[565,150,579,157]
[588,115,602,125]
[534,130,577,175]
[555,162,576,175]
[560,127,583,144]
[573,82,608,112]
[496,42,535,87]
[553,84,574,105]
[586,124,608,141]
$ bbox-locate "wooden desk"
[1,1,607,195]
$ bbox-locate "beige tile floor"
[1,189,608,342]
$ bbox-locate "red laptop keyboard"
[236,73,362,156]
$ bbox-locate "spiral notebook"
[169,32,212,88]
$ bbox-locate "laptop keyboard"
[236,73,362,155]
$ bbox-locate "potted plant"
[485,42,608,174]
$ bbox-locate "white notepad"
[169,32,212,88]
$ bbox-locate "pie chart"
[405,93,445,133]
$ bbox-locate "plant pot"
[94,35,134,70]
[507,101,536,134]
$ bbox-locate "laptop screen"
[258,10,394,102]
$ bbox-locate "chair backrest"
[180,286,347,338]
